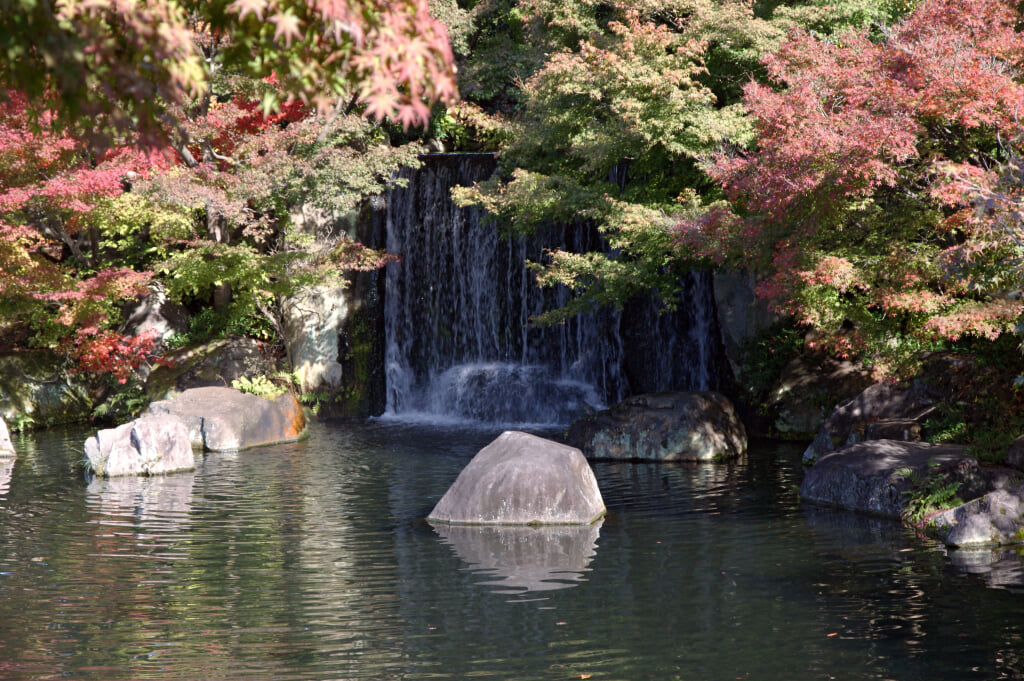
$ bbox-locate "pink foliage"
[680,0,1024,367]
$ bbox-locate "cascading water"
[383,154,719,425]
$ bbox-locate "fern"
[897,461,963,523]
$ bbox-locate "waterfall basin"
[0,420,1023,680]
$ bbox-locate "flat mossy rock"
[428,431,605,525]
[145,337,278,401]
[799,439,1007,519]
[147,386,306,452]
[567,391,747,461]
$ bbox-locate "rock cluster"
[800,438,1024,549]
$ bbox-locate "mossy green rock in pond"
[0,350,92,429]
[567,391,747,461]
[429,431,605,525]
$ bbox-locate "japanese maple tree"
[683,0,1024,374]
[0,0,458,144]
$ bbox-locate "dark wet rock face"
[567,391,746,461]
[800,440,972,518]
[145,337,279,402]
[428,431,605,525]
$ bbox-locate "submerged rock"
[566,391,746,461]
[84,414,194,477]
[147,386,306,451]
[428,431,605,525]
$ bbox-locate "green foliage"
[90,193,197,269]
[92,379,151,423]
[922,413,969,444]
[6,413,36,434]
[738,322,806,413]
[231,374,288,399]
[897,461,963,524]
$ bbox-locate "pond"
[1,419,1023,680]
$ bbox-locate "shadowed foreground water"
[1,420,1023,680]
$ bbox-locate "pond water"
[1,420,1024,680]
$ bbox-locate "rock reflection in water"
[0,456,13,497]
[431,520,602,596]
[948,546,1024,591]
[86,473,194,527]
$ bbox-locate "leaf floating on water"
[827,632,838,637]
[580,675,592,679]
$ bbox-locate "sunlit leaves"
[0,0,458,145]
[689,0,1024,375]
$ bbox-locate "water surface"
[1,421,1022,680]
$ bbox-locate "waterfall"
[382,154,719,426]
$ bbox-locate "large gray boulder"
[0,416,13,456]
[147,386,306,451]
[428,431,605,525]
[567,391,747,461]
[799,439,1019,519]
[929,486,1024,548]
[84,414,194,477]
